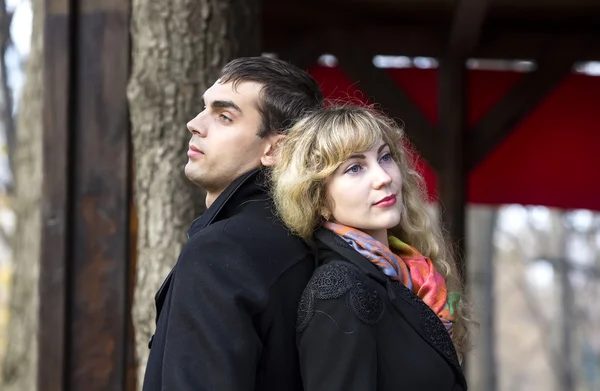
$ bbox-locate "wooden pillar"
[438,0,490,282]
[39,0,72,389]
[40,0,132,389]
[437,56,467,279]
[467,207,498,390]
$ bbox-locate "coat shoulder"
[297,260,385,332]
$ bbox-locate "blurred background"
[0,0,599,390]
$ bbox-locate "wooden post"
[437,56,467,278]
[438,0,490,282]
[467,207,498,391]
[39,0,72,389]
[39,0,132,389]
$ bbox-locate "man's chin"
[184,164,203,185]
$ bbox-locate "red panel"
[469,74,600,211]
[309,65,600,211]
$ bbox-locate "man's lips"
[187,144,204,158]
[374,194,397,206]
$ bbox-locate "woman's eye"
[346,165,362,174]
[380,153,392,162]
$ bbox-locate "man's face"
[185,80,268,206]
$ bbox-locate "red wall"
[309,66,600,211]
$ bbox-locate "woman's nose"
[372,165,392,189]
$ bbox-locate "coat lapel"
[315,228,467,389]
[153,168,263,322]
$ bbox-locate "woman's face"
[325,138,403,244]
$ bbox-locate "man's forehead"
[204,79,262,102]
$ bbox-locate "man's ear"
[261,134,286,167]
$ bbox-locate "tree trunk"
[466,205,498,391]
[0,0,14,191]
[0,0,43,389]
[127,0,260,386]
[555,212,575,391]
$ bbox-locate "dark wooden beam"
[437,0,490,282]
[449,0,491,57]
[39,0,72,389]
[276,30,322,73]
[68,0,132,389]
[466,37,590,172]
[40,0,132,389]
[437,57,468,282]
[263,25,445,61]
[263,26,600,62]
[332,37,440,171]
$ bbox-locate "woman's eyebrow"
[378,143,389,154]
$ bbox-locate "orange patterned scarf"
[324,221,459,335]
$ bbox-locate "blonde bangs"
[308,107,403,179]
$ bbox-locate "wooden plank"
[436,0,490,291]
[333,38,440,171]
[449,0,491,57]
[38,0,73,389]
[437,57,467,282]
[263,26,600,62]
[68,3,131,390]
[466,37,589,171]
[276,31,322,73]
[127,188,138,391]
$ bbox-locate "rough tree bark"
[127,0,260,386]
[0,0,43,389]
[466,206,498,391]
[0,0,14,189]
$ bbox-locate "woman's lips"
[374,194,397,207]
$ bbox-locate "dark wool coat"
[296,228,468,391]
[142,169,314,391]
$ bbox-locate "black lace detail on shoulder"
[347,278,385,325]
[389,280,460,368]
[311,262,355,300]
[297,260,385,332]
[296,286,316,333]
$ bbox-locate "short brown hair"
[219,56,324,137]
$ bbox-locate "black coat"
[297,228,468,391]
[142,169,315,391]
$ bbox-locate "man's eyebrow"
[211,99,243,114]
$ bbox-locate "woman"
[271,105,469,390]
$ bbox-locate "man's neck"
[205,191,221,209]
[202,168,263,210]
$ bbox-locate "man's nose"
[187,113,206,136]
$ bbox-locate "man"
[142,57,324,391]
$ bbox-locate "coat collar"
[314,227,467,389]
[154,168,268,316]
[187,168,268,238]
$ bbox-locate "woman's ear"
[261,134,286,167]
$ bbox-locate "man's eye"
[220,114,231,122]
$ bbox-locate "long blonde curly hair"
[271,104,470,360]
